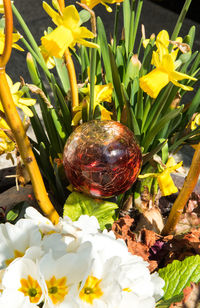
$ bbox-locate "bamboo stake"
[0,0,59,224]
[162,143,200,235]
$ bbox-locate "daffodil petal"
[12,44,24,52]
[170,70,197,81]
[139,68,169,98]
[171,80,194,91]
[161,54,175,72]
[77,38,99,49]
[18,97,36,107]
[95,84,113,103]
[62,5,80,28]
[152,51,160,67]
[11,82,21,93]
[157,173,178,196]
[41,26,73,58]
[15,103,34,117]
[43,1,61,26]
[71,111,82,126]
[99,105,112,120]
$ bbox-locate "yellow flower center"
[79,276,103,304]
[5,250,24,266]
[18,275,42,304]
[46,275,68,304]
[123,287,132,292]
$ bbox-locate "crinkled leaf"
[63,192,118,230]
[158,255,200,300]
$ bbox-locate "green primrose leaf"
[158,255,200,301]
[63,192,118,230]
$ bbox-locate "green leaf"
[97,17,113,83]
[159,255,200,301]
[108,45,125,112]
[123,0,131,55]
[6,202,30,223]
[156,294,183,308]
[143,105,184,152]
[63,192,118,230]
[54,57,70,93]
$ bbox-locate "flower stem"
[162,143,200,235]
[64,48,79,110]
[0,0,59,224]
[57,0,79,111]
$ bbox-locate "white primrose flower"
[41,233,68,259]
[39,241,93,308]
[2,257,45,305]
[0,218,42,268]
[25,207,57,234]
[0,289,38,308]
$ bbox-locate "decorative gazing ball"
[63,120,142,198]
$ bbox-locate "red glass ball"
[63,120,142,198]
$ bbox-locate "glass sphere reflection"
[63,120,142,198]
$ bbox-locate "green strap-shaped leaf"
[97,17,113,83]
[54,57,70,93]
[143,105,184,152]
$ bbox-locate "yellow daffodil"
[139,157,183,196]
[0,118,15,155]
[41,3,98,59]
[80,0,124,12]
[72,83,113,125]
[40,40,55,69]
[191,113,200,130]
[0,28,24,53]
[0,75,36,117]
[140,30,197,98]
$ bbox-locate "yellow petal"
[11,82,21,93]
[41,26,73,58]
[15,103,34,117]
[99,105,112,120]
[152,51,160,67]
[81,0,100,9]
[156,30,169,59]
[42,1,61,26]
[161,54,175,72]
[157,172,178,196]
[12,43,24,52]
[170,70,197,82]
[171,80,194,91]
[139,68,169,98]
[71,111,82,126]
[18,97,36,107]
[62,5,80,28]
[95,84,113,104]
[76,38,99,49]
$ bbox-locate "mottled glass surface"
[63,120,142,198]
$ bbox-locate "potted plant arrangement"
[0,0,200,306]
